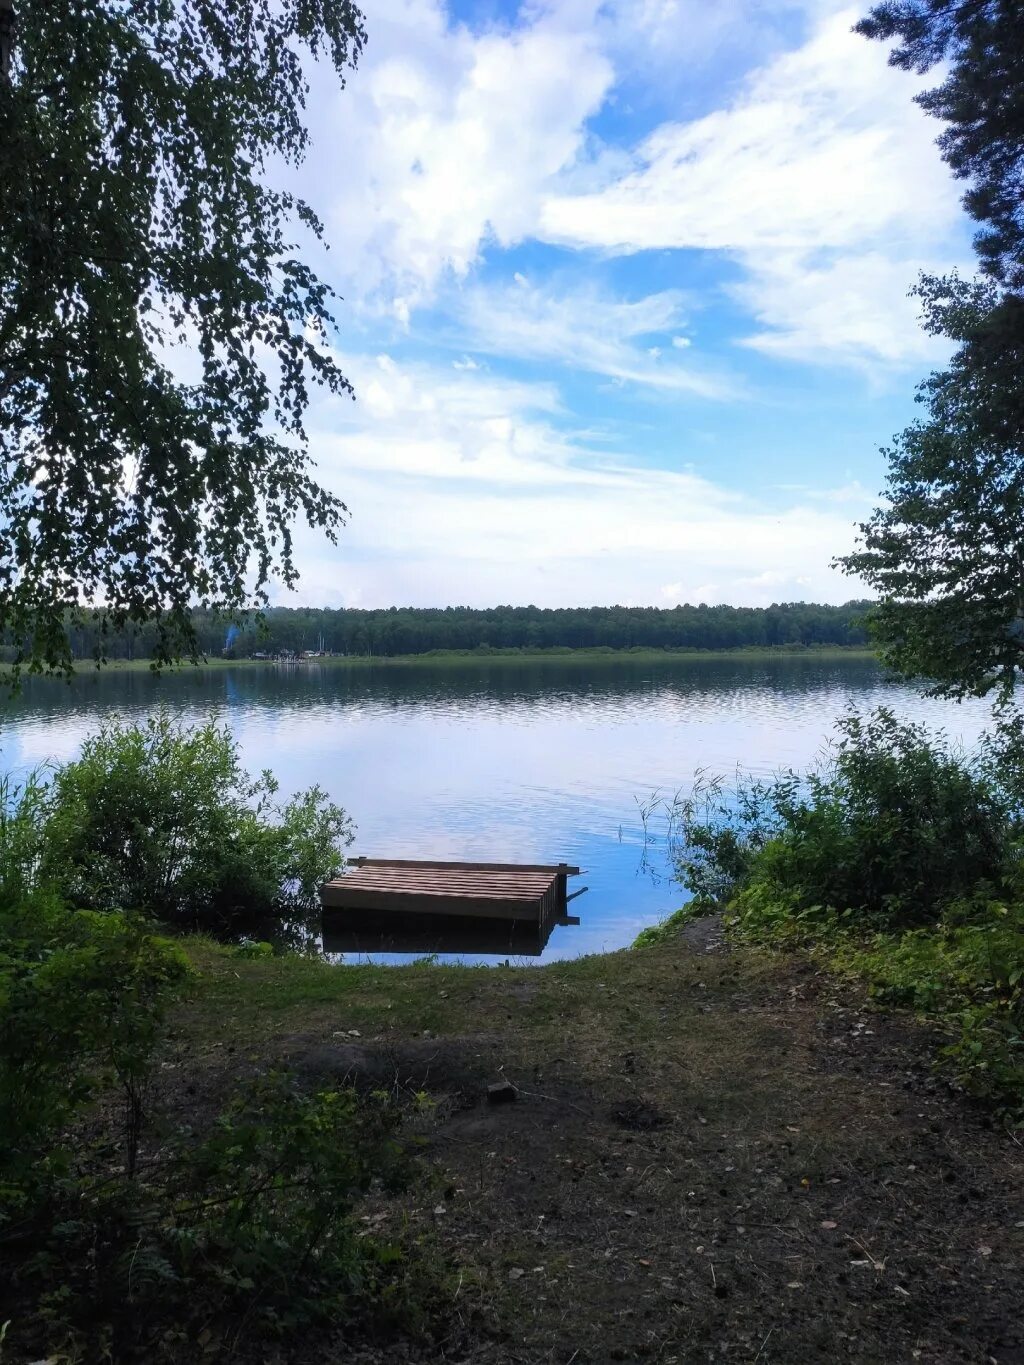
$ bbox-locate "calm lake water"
[0,654,996,963]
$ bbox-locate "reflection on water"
[0,654,996,963]
[321,906,582,959]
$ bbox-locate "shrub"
[0,735,432,1358]
[0,899,191,1192]
[671,708,1018,928]
[0,890,431,1358]
[665,707,1024,1117]
[3,1073,435,1360]
[38,712,353,932]
[156,1075,417,1332]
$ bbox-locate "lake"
[0,654,995,962]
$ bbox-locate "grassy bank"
[6,908,1024,1362]
[148,931,1024,1364]
[68,643,879,674]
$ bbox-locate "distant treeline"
[54,602,873,661]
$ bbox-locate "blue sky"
[273,0,971,610]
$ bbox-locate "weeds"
[0,905,439,1360]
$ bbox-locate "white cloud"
[599,0,845,102]
[542,7,957,253]
[309,0,613,311]
[292,0,966,371]
[732,249,959,369]
[453,279,731,396]
[539,6,966,367]
[135,0,969,622]
[290,471,869,609]
[776,479,874,504]
[312,350,589,487]
[284,350,869,608]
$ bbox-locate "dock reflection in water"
[322,908,581,959]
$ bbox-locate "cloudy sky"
[277,0,970,610]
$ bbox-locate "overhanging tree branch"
[0,1,366,676]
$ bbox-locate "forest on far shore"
[53,600,873,661]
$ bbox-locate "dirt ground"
[167,926,1024,1365]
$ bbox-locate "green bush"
[6,1074,431,1360]
[2,1036,436,1359]
[0,734,435,1358]
[0,885,431,1358]
[667,708,1024,1117]
[38,712,353,932]
[672,708,1017,928]
[158,1076,418,1331]
[0,898,191,1191]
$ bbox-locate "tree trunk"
[0,0,14,85]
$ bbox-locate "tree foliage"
[0,0,364,676]
[841,2,1024,695]
[0,895,190,1187]
[856,0,1024,286]
[842,275,1024,697]
[40,599,873,661]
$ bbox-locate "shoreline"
[65,643,878,674]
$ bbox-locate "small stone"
[347,1029,361,1037]
[487,1080,518,1105]
[508,1267,525,1280]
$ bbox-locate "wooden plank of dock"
[320,857,580,923]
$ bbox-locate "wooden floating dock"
[320,857,582,926]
